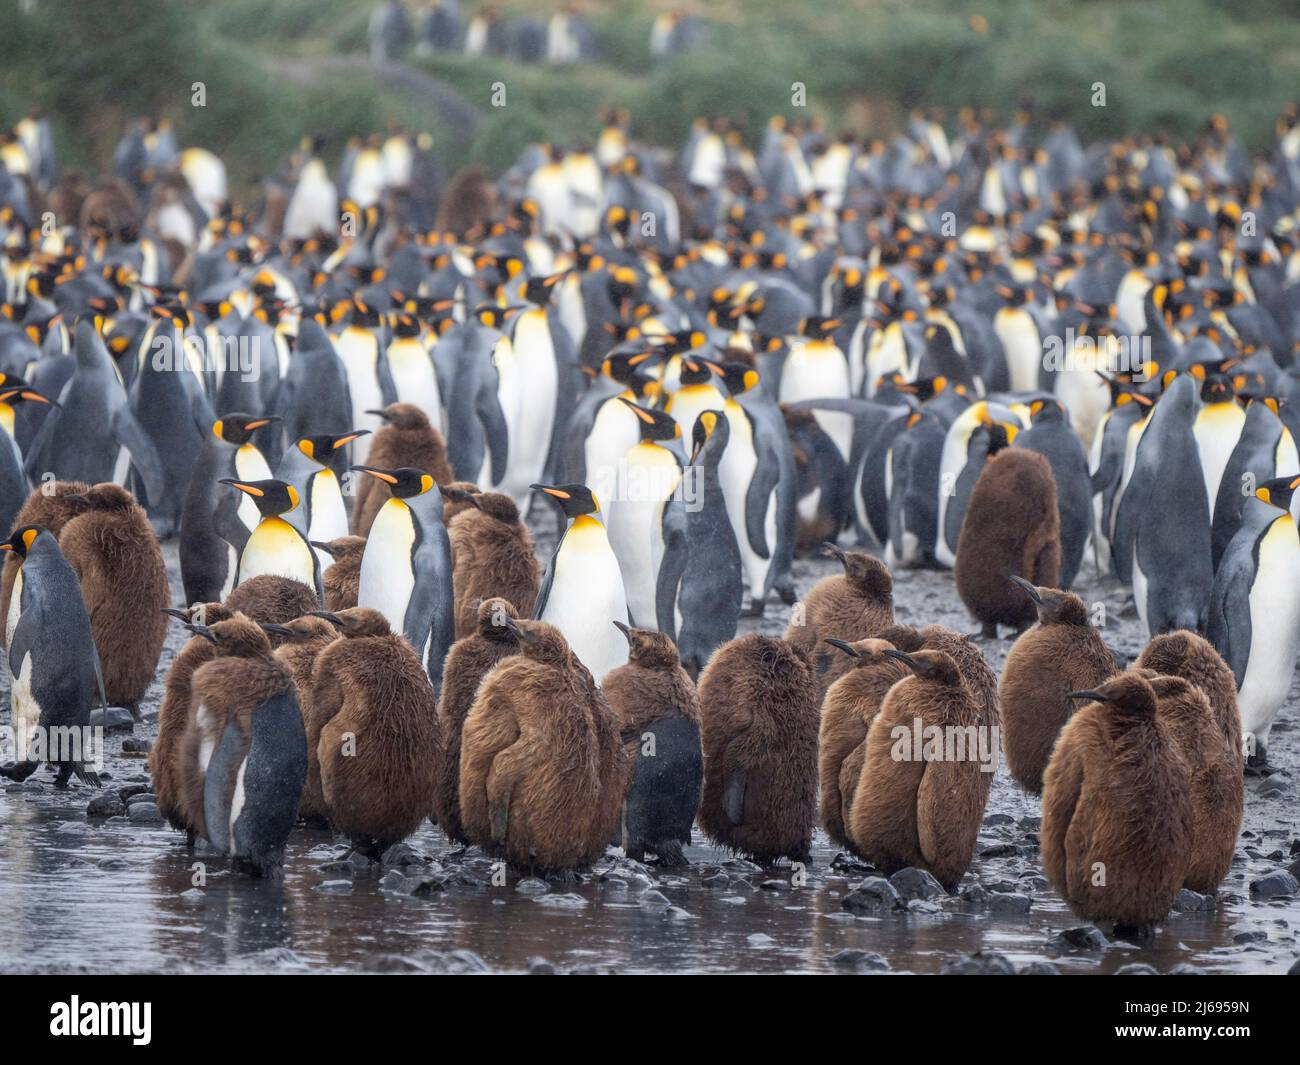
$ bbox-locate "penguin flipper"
[532,536,560,620]
[22,399,62,482]
[1207,536,1255,685]
[723,770,746,826]
[655,499,688,640]
[486,739,530,844]
[111,405,167,505]
[745,433,778,559]
[476,380,510,487]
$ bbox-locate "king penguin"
[0,526,104,786]
[180,413,278,606]
[1192,373,1247,524]
[531,482,629,682]
[353,465,455,686]
[1207,474,1300,772]
[275,430,369,569]
[220,477,322,604]
[334,297,395,465]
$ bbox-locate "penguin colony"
[0,97,1295,936]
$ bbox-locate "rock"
[379,870,406,892]
[830,949,890,973]
[1018,816,1042,831]
[86,792,126,819]
[534,893,587,909]
[1021,962,1061,975]
[399,873,449,896]
[759,878,792,891]
[1288,958,1300,975]
[380,843,426,868]
[1232,930,1267,944]
[1056,925,1108,950]
[988,891,1031,914]
[315,880,353,894]
[1114,963,1158,975]
[124,792,156,806]
[889,867,946,900]
[1167,963,1203,975]
[1249,870,1298,899]
[979,843,1018,858]
[527,957,555,975]
[127,802,162,823]
[1173,888,1216,912]
[515,877,549,895]
[746,933,776,948]
[97,857,128,871]
[841,877,905,913]
[1257,777,1287,798]
[907,898,942,915]
[639,890,672,909]
[701,873,730,889]
[959,881,988,904]
[982,813,1014,826]
[117,783,151,801]
[121,738,151,754]
[89,707,135,732]
[941,951,1016,975]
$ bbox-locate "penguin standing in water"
[180,614,307,877]
[353,465,454,685]
[696,634,818,865]
[1042,673,1192,931]
[58,483,168,712]
[998,578,1116,794]
[1207,474,1300,772]
[955,424,1061,637]
[602,622,703,866]
[0,526,104,786]
[308,607,439,856]
[274,430,370,568]
[180,414,277,606]
[847,649,991,890]
[785,543,895,700]
[459,618,628,872]
[531,483,629,683]
[818,629,920,852]
[435,597,522,844]
[603,399,682,629]
[656,411,742,677]
[220,477,321,603]
[446,490,539,639]
[1017,398,1091,589]
[352,403,452,535]
[316,534,366,612]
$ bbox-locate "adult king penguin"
[1207,474,1300,772]
[220,477,322,604]
[531,482,629,683]
[353,465,455,686]
[275,430,370,569]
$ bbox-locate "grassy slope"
[1,0,1297,198]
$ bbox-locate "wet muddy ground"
[1,527,1297,975]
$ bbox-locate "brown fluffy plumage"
[1146,671,1243,894]
[954,448,1061,632]
[1136,630,1242,762]
[847,649,991,890]
[459,619,628,870]
[448,493,540,639]
[310,607,439,852]
[697,634,818,864]
[818,628,918,851]
[1,481,90,646]
[1041,672,1193,927]
[784,545,895,702]
[999,584,1116,794]
[58,483,168,708]
[151,602,233,837]
[223,574,320,635]
[435,598,521,843]
[352,404,453,535]
[269,616,342,821]
[319,535,366,612]
[435,166,497,240]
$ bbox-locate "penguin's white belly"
[309,470,351,554]
[6,566,22,648]
[389,341,443,430]
[240,519,315,587]
[359,499,416,634]
[1133,554,1151,638]
[337,330,385,465]
[1194,411,1246,521]
[797,486,821,524]
[606,449,679,627]
[229,757,249,855]
[504,311,558,502]
[196,703,215,775]
[584,405,638,507]
[1116,273,1150,334]
[10,651,39,760]
[719,424,763,595]
[235,445,272,533]
[284,176,338,242]
[780,344,852,462]
[1237,519,1300,742]
[542,521,628,682]
[222,544,238,600]
[1054,347,1110,447]
[865,325,908,395]
[995,311,1041,392]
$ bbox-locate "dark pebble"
[117,783,151,802]
[889,867,946,900]
[89,707,135,733]
[527,957,556,975]
[1114,964,1158,975]
[1173,888,1216,912]
[86,792,126,819]
[841,877,905,913]
[1233,930,1268,944]
[1056,926,1108,950]
[121,738,151,754]
[988,891,1031,914]
[830,949,890,973]
[1020,962,1061,975]
[979,843,1019,858]
[941,951,1016,975]
[1249,870,1298,899]
[126,802,162,823]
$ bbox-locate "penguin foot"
[651,839,688,868]
[1112,922,1156,945]
[741,597,766,619]
[1244,748,1275,777]
[776,583,798,606]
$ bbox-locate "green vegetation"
[0,0,1296,199]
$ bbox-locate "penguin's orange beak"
[219,480,264,497]
[351,466,399,485]
[243,418,275,431]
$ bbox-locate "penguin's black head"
[601,349,659,385]
[995,284,1030,307]
[1255,475,1300,512]
[882,648,962,686]
[612,620,681,669]
[0,384,57,410]
[895,375,949,403]
[799,316,841,339]
[689,409,728,463]
[387,310,422,338]
[219,478,301,517]
[351,466,436,501]
[677,356,718,387]
[985,421,1016,455]
[296,429,369,463]
[1067,672,1156,718]
[716,360,760,397]
[1199,373,1234,404]
[0,525,43,559]
[618,397,679,443]
[520,274,563,306]
[348,297,383,329]
[1028,398,1066,424]
[531,483,600,519]
[213,414,279,445]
